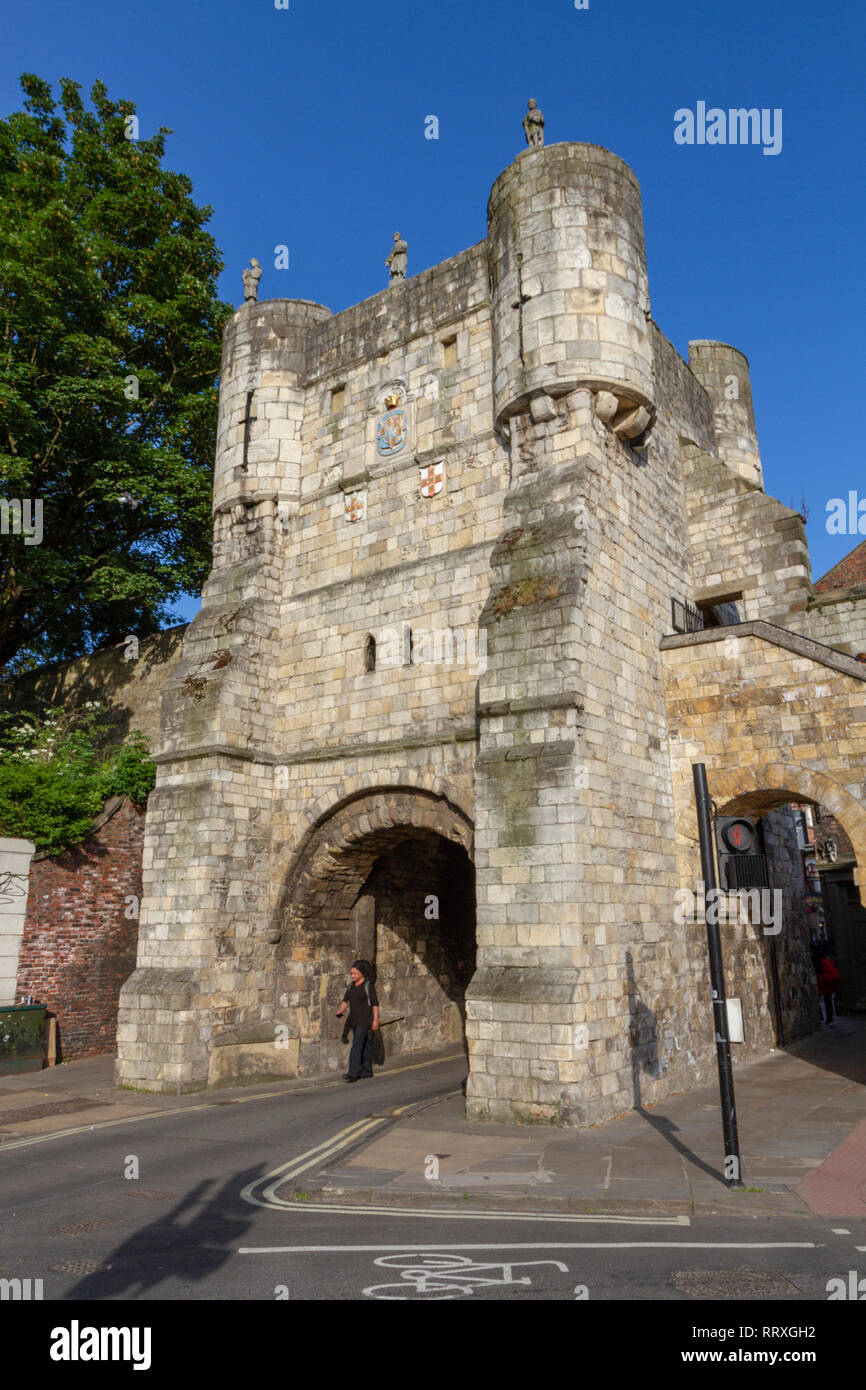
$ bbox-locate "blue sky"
[4,0,864,621]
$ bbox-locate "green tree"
[0,74,232,675]
[0,703,156,854]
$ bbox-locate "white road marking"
[831,1227,851,1234]
[239,1240,819,1254]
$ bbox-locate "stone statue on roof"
[242,258,262,303]
[523,99,545,148]
[386,233,408,283]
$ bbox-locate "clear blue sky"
[4,0,864,621]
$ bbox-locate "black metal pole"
[692,762,743,1188]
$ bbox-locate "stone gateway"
[115,139,866,1124]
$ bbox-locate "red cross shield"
[419,461,443,498]
[345,491,366,523]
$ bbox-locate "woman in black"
[336,959,379,1081]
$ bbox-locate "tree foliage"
[0,74,232,675]
[0,703,155,853]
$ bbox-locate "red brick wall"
[813,539,866,593]
[16,797,144,1059]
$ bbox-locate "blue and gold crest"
[376,408,407,457]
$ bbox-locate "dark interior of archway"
[714,796,862,1043]
[356,831,476,1054]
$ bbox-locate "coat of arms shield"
[344,490,367,524]
[419,461,444,498]
[376,408,407,457]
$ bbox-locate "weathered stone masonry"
[115,140,866,1122]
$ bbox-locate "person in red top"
[814,949,841,1024]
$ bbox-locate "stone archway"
[674,762,866,891]
[671,762,866,1052]
[273,788,475,1076]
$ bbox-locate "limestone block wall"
[467,375,698,1123]
[212,299,333,519]
[792,589,866,659]
[275,292,502,755]
[117,288,347,1091]
[0,627,187,749]
[115,137,837,1116]
[116,490,288,1092]
[682,447,811,624]
[487,143,654,431]
[462,144,749,1126]
[661,622,866,1075]
[663,625,866,857]
[650,323,716,456]
[253,250,505,1070]
[688,341,763,488]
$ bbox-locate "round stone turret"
[688,341,763,488]
[212,297,332,516]
[487,143,654,434]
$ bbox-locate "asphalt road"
[0,1053,863,1304]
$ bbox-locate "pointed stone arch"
[674,761,866,888]
[274,785,474,943]
[272,785,476,1076]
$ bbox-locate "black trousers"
[348,1024,373,1078]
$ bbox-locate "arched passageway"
[714,792,820,1048]
[671,773,864,1053]
[274,789,475,1075]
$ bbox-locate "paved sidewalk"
[299,1017,866,1218]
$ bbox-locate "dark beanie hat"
[352,959,370,977]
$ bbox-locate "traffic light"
[716,817,757,855]
[715,816,768,889]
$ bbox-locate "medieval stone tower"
[116,140,866,1124]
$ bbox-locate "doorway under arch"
[274,788,476,1076]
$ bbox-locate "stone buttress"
[115,300,332,1091]
[466,144,691,1125]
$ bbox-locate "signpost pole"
[692,762,744,1188]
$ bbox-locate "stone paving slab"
[305,1018,866,1217]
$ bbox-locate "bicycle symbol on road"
[362,1252,570,1300]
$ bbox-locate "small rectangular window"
[442,337,457,368]
[331,385,346,413]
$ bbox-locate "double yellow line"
[241,1102,421,1208]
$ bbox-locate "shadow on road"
[63,1162,266,1300]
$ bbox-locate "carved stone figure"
[242,258,262,303]
[523,99,545,148]
[386,233,408,282]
